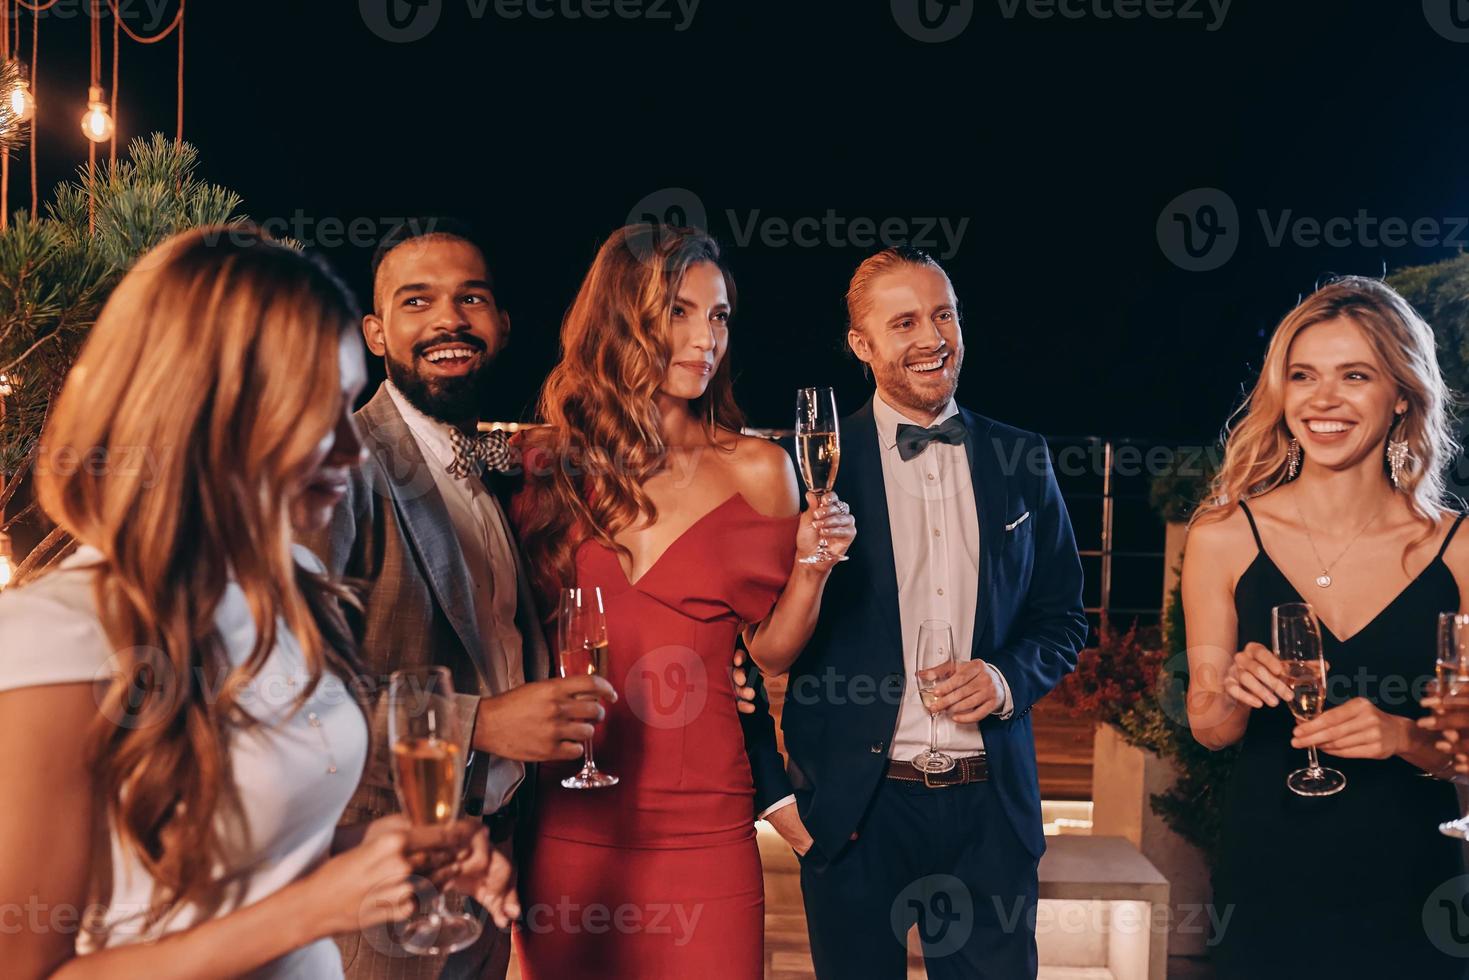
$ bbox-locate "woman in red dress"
[508,224,856,978]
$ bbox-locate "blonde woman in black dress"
[1182,277,1468,978]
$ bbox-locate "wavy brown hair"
[34,225,365,927]
[1194,276,1459,542]
[517,225,743,608]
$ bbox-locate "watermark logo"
[891,874,975,956]
[360,0,444,43]
[361,0,699,40]
[624,187,969,262]
[92,646,179,730]
[1424,0,1469,43]
[624,644,707,729]
[1159,187,1469,272]
[891,0,975,43]
[1156,187,1238,272]
[1424,875,1469,956]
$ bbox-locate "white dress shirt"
[387,381,526,811]
[873,393,1013,765]
[0,544,368,978]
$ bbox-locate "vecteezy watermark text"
[1158,187,1469,272]
[359,0,699,43]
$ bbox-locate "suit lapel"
[843,398,905,661]
[358,386,494,691]
[961,407,1007,658]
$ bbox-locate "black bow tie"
[895,415,967,462]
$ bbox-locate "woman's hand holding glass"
[795,490,856,566]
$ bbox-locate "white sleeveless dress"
[0,544,368,978]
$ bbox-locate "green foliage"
[1387,253,1469,401]
[1107,573,1239,867]
[0,134,245,479]
[1148,451,1220,524]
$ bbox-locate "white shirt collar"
[384,379,462,474]
[872,392,960,451]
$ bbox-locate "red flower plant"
[1051,620,1165,726]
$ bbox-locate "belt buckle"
[923,766,950,789]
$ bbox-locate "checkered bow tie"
[446,428,519,478]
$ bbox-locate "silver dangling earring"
[1388,414,1410,490]
[1286,437,1302,481]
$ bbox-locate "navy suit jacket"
[771,396,1087,863]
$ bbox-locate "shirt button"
[937,588,945,596]
[926,473,936,482]
[870,741,885,753]
[933,528,941,537]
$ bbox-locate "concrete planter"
[1090,722,1213,957]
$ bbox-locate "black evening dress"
[1213,501,1468,978]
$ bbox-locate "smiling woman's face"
[1283,316,1407,473]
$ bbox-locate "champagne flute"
[559,586,618,789]
[387,666,481,955]
[912,619,957,774]
[1273,603,1346,797]
[795,386,848,565]
[1435,612,1469,838]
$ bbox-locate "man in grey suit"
[309,219,613,980]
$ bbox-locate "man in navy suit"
[773,246,1087,978]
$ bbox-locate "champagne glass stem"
[811,489,830,559]
[1307,744,1322,774]
[583,730,597,772]
[929,712,938,757]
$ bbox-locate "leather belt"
[886,754,988,788]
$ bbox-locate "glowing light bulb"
[0,533,15,590]
[8,80,32,125]
[81,85,113,143]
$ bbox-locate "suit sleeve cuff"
[758,795,797,821]
[987,663,1015,719]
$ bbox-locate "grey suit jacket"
[303,383,548,980]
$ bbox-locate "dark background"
[22,0,1469,618]
[28,0,1469,440]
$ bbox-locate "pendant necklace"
[1290,489,1385,589]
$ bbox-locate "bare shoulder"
[1183,504,1260,587]
[724,433,799,518]
[1436,506,1469,592]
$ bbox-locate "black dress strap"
[1238,500,1265,552]
[1436,512,1468,562]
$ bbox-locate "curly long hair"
[34,225,365,927]
[517,225,743,609]
[1194,276,1459,537]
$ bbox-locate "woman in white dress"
[0,226,487,979]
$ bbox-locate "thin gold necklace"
[1289,488,1386,589]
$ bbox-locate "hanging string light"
[82,1,112,146]
[105,0,184,142]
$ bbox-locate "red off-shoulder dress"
[512,492,797,980]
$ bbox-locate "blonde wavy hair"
[1194,276,1459,533]
[516,224,743,609]
[35,225,365,926]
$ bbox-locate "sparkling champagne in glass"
[387,666,481,955]
[559,586,618,789]
[912,620,957,774]
[795,386,848,564]
[1273,603,1346,797]
[1436,612,1469,838]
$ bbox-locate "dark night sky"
[25,0,1469,442]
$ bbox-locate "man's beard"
[385,351,494,425]
[871,347,964,418]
